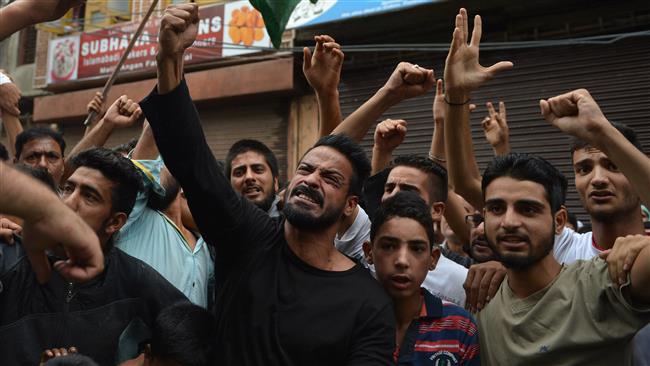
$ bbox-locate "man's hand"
[86,91,106,119]
[482,101,509,154]
[39,347,78,366]
[103,95,142,128]
[444,8,513,102]
[158,3,199,59]
[303,35,344,95]
[382,62,435,103]
[600,234,650,286]
[464,260,506,312]
[0,217,22,245]
[0,78,21,116]
[374,119,407,153]
[540,88,610,145]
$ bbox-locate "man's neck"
[445,239,469,257]
[284,220,354,271]
[337,205,359,237]
[162,196,197,250]
[393,291,421,346]
[591,210,645,250]
[507,254,562,299]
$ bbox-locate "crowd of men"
[0,1,649,365]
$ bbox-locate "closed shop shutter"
[198,98,290,182]
[339,37,650,222]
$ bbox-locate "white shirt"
[335,206,370,263]
[422,252,468,307]
[553,227,599,265]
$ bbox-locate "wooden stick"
[83,0,160,126]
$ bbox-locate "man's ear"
[430,202,445,222]
[554,206,568,235]
[273,177,279,193]
[430,246,441,271]
[362,240,373,265]
[103,212,128,237]
[344,196,359,217]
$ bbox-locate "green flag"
[250,0,317,49]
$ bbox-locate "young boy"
[364,191,480,365]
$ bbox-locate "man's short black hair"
[371,191,436,249]
[69,148,142,217]
[15,126,66,159]
[0,142,8,161]
[391,154,448,204]
[225,139,279,180]
[482,153,568,213]
[44,354,99,366]
[150,302,216,366]
[571,121,643,154]
[567,210,578,230]
[13,163,57,193]
[309,134,371,197]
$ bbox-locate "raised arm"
[0,161,103,282]
[371,119,407,175]
[332,62,434,142]
[302,35,344,136]
[541,88,650,207]
[131,120,159,160]
[482,101,510,155]
[443,8,513,209]
[141,4,276,252]
[63,95,142,180]
[0,0,84,41]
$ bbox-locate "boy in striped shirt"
[364,191,480,365]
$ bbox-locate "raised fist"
[540,88,609,144]
[374,119,407,152]
[382,62,435,102]
[103,95,142,128]
[158,4,199,58]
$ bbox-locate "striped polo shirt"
[394,289,480,365]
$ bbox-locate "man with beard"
[116,121,212,308]
[0,148,188,365]
[225,139,281,217]
[477,153,650,365]
[138,4,394,365]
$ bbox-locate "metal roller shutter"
[339,37,650,222]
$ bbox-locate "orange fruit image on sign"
[228,5,265,46]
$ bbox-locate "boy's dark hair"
[15,126,66,159]
[391,154,448,204]
[571,121,643,154]
[371,191,436,249]
[13,163,57,192]
[225,139,279,180]
[308,134,371,197]
[482,153,568,213]
[150,302,217,366]
[0,142,8,161]
[44,354,99,366]
[112,138,138,156]
[69,148,142,216]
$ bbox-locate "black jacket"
[0,246,188,365]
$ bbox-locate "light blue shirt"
[116,157,213,308]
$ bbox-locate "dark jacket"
[0,246,188,366]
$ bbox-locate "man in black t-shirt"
[140,4,395,365]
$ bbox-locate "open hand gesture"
[303,35,344,95]
[374,119,407,152]
[383,62,435,102]
[103,95,142,128]
[158,3,199,58]
[444,8,513,101]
